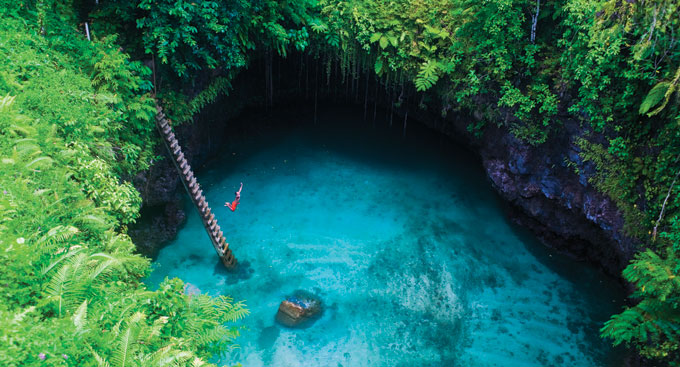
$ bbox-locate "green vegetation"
[1,0,679,365]
[0,3,246,366]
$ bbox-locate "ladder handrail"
[154,105,237,269]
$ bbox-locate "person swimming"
[225,182,243,212]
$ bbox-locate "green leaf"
[640,82,670,115]
[388,35,398,47]
[379,36,389,49]
[369,32,382,43]
[374,58,383,75]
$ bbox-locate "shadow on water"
[213,259,255,284]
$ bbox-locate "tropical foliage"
[2,0,680,365]
[0,2,247,366]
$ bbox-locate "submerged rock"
[275,290,322,328]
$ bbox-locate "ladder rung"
[176,152,184,162]
[170,141,179,150]
[179,160,187,169]
[209,221,217,231]
[172,146,181,155]
[182,166,190,175]
[207,213,215,222]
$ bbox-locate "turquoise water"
[146,107,625,366]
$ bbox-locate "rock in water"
[275,290,322,328]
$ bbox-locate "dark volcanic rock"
[128,200,185,258]
[275,291,323,328]
[416,109,637,279]
[478,119,635,277]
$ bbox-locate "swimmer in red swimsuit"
[225,182,243,212]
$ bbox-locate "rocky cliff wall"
[419,110,636,278]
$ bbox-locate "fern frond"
[0,94,16,111]
[11,306,36,324]
[37,225,80,247]
[114,323,133,367]
[415,60,440,91]
[41,247,84,275]
[45,262,72,317]
[90,347,112,367]
[25,156,53,168]
[75,213,112,231]
[72,300,88,332]
[145,346,193,367]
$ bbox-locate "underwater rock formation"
[275,291,323,328]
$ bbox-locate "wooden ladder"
[154,106,237,269]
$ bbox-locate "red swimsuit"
[226,198,240,212]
